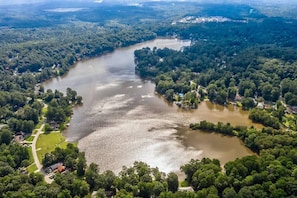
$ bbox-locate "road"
[31,123,52,183]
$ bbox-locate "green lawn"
[35,118,45,129]
[27,163,38,173]
[42,107,48,115]
[36,132,68,162]
[180,180,189,187]
[25,136,34,141]
[27,147,34,164]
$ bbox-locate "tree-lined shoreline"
[1,2,297,197]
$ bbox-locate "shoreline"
[42,38,254,179]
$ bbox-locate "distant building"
[285,106,297,115]
[13,132,25,143]
[48,162,66,173]
[292,106,297,114]
[257,102,264,109]
[178,186,194,192]
[235,94,242,101]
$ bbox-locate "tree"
[96,188,107,198]
[138,181,153,198]
[0,163,14,177]
[271,88,280,102]
[167,172,178,193]
[100,170,116,191]
[66,88,77,102]
[284,92,297,105]
[241,97,255,110]
[42,153,56,167]
[72,179,89,197]
[261,84,273,101]
[0,129,12,145]
[21,105,39,124]
[180,159,201,183]
[165,89,174,102]
[115,189,133,198]
[192,169,216,191]
[228,87,237,100]
[76,96,83,105]
[152,181,165,197]
[76,154,86,177]
[215,174,230,193]
[207,84,217,101]
[222,187,238,198]
[85,163,100,190]
[216,89,227,105]
[238,81,256,97]
[58,190,72,198]
[196,186,219,198]
[156,80,175,95]
[29,172,44,185]
[44,123,52,133]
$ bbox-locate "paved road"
[31,123,52,183]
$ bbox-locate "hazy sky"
[0,0,295,5]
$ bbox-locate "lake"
[43,39,255,175]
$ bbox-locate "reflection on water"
[43,39,255,175]
[183,101,262,128]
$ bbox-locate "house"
[13,132,25,143]
[285,106,297,115]
[235,94,242,101]
[178,186,194,192]
[292,106,297,114]
[264,104,272,109]
[57,164,66,173]
[18,167,28,174]
[91,190,115,198]
[48,162,61,172]
[257,102,264,109]
[48,163,66,173]
[50,121,59,130]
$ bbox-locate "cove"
[43,39,255,175]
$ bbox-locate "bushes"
[190,121,235,136]
[249,109,280,129]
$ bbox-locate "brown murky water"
[43,39,255,175]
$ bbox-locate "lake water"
[43,39,255,175]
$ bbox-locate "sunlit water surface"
[44,39,255,175]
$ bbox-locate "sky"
[0,0,296,6]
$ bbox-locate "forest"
[135,16,297,115]
[1,1,297,197]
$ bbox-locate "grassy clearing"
[27,147,34,164]
[25,136,34,141]
[27,163,38,173]
[35,117,45,129]
[180,180,189,187]
[35,122,42,129]
[42,107,48,115]
[72,142,78,147]
[36,132,68,162]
